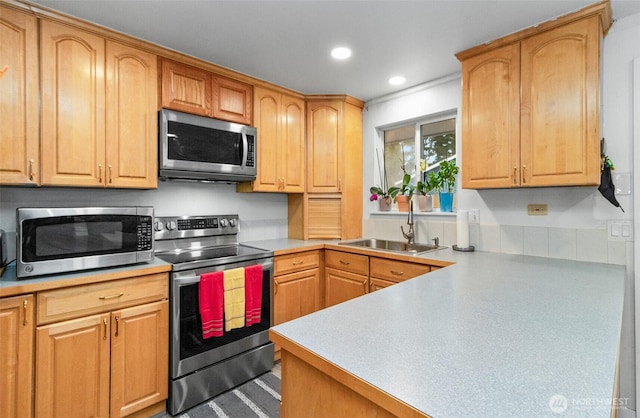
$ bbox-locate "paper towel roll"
[457,210,470,249]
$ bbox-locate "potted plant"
[388,172,415,212]
[370,150,394,211]
[415,171,438,212]
[369,185,393,211]
[436,159,459,212]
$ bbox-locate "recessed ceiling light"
[331,47,352,60]
[388,76,406,86]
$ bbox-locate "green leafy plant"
[436,159,459,193]
[416,171,439,196]
[388,172,415,201]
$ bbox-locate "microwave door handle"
[167,134,177,140]
[238,137,244,165]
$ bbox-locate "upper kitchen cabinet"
[0,6,39,186]
[288,95,363,240]
[458,2,611,189]
[40,20,158,188]
[237,86,305,193]
[160,59,253,125]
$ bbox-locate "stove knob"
[154,220,164,231]
[166,221,177,231]
[219,219,229,228]
[229,218,237,227]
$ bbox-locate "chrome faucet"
[401,200,414,246]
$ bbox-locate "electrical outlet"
[527,204,548,216]
[469,209,480,223]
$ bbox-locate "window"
[382,116,456,187]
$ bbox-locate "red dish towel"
[244,265,263,326]
[199,271,224,338]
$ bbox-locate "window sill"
[370,210,457,217]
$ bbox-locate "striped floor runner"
[173,363,281,418]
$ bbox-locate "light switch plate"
[608,220,633,241]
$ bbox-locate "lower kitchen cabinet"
[273,251,321,359]
[0,294,34,418]
[35,273,169,418]
[325,250,369,307]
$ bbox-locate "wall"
[0,182,289,261]
[362,11,640,415]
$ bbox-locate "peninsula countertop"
[269,249,625,417]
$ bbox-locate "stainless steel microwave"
[158,109,257,182]
[17,207,154,278]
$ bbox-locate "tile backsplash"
[364,218,627,265]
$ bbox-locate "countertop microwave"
[16,207,154,278]
[158,109,257,182]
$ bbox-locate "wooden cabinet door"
[252,87,280,192]
[461,43,520,189]
[325,267,367,307]
[110,301,168,418]
[249,88,305,193]
[281,94,305,192]
[161,60,211,116]
[0,295,34,418]
[0,7,39,185]
[105,41,158,189]
[369,277,395,292]
[212,75,252,125]
[521,16,601,187]
[307,100,343,193]
[40,21,106,187]
[36,313,111,418]
[274,269,320,325]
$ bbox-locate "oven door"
[170,257,273,379]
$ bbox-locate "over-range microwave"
[17,207,154,278]
[158,109,257,182]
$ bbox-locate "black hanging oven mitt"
[598,155,624,212]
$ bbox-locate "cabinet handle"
[274,279,279,295]
[28,159,34,181]
[390,270,404,276]
[99,292,124,300]
[292,260,303,266]
[98,164,103,183]
[522,165,526,184]
[108,165,113,184]
[0,65,8,79]
[114,315,120,337]
[22,299,28,326]
[103,318,108,340]
[339,260,350,266]
[513,167,517,185]
[338,179,342,192]
[362,279,368,292]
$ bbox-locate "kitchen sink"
[338,238,442,254]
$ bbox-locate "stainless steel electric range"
[154,214,274,415]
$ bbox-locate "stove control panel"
[154,214,239,240]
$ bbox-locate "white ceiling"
[27,0,640,102]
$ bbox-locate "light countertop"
[269,246,625,418]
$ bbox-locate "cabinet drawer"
[37,273,168,325]
[325,250,369,276]
[275,251,320,275]
[369,258,430,283]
